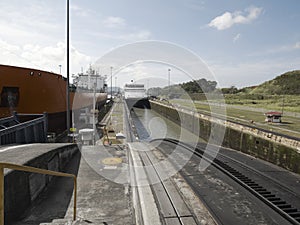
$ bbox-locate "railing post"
[43,112,48,142]
[0,165,4,225]
[13,111,18,122]
[73,176,77,221]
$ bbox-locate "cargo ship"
[124,81,150,110]
[0,64,107,133]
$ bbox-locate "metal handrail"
[0,162,77,225]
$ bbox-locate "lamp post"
[168,68,171,98]
[115,76,117,94]
[147,79,149,96]
[66,0,70,136]
[110,66,113,100]
[93,81,96,145]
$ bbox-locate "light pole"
[115,76,117,94]
[93,81,96,145]
[110,66,113,100]
[147,79,149,96]
[168,68,171,98]
[66,0,70,137]
[59,65,62,74]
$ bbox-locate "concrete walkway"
[12,144,134,225]
[64,145,134,225]
[9,97,135,225]
[46,98,134,225]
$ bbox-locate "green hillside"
[251,70,300,95]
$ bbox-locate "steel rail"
[142,151,185,225]
[0,162,77,225]
[211,145,300,199]
[153,138,300,225]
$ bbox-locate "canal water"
[131,108,205,143]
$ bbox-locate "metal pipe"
[73,176,77,221]
[0,162,77,223]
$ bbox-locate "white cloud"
[103,16,126,28]
[233,33,241,42]
[98,15,151,41]
[92,30,151,42]
[0,39,20,53]
[0,1,64,46]
[208,6,263,30]
[20,42,65,65]
[0,39,93,76]
[71,4,91,17]
[71,47,94,73]
[294,42,300,49]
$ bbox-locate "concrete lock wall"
[150,101,300,174]
[4,144,79,223]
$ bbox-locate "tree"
[221,86,238,94]
[180,78,217,93]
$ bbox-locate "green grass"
[223,94,300,113]
[169,98,300,139]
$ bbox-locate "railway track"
[204,143,300,207]
[152,138,300,225]
[139,150,199,225]
[126,104,204,224]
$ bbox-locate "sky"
[0,0,300,88]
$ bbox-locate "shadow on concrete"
[12,152,82,225]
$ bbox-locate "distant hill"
[250,70,300,95]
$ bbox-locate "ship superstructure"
[124,81,150,110]
[73,66,107,92]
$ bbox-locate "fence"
[0,112,48,145]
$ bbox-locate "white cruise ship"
[124,82,150,110]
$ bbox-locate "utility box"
[79,128,94,145]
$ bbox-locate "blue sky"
[0,0,299,88]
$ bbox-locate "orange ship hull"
[0,64,107,133]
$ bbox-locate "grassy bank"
[169,97,300,139]
[223,94,300,113]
